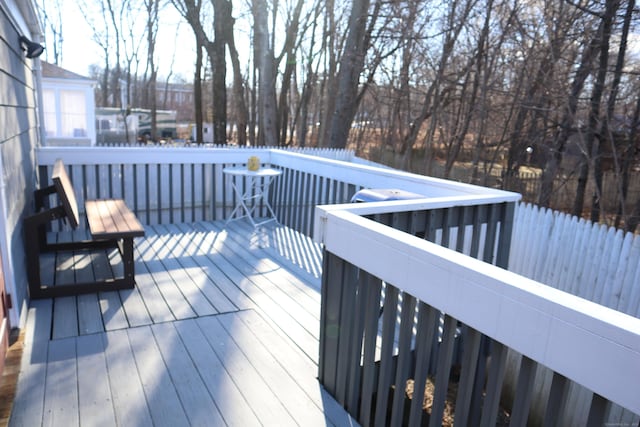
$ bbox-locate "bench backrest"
[52,159,80,229]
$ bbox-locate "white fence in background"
[510,203,640,317]
[507,203,640,426]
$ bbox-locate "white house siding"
[0,1,41,327]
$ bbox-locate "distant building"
[156,82,194,122]
[41,62,97,146]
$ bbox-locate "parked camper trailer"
[95,108,177,143]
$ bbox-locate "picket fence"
[510,203,640,317]
[507,203,640,425]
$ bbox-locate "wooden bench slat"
[85,200,144,239]
[112,199,145,235]
[52,159,80,229]
[115,200,145,234]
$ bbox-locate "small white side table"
[223,166,282,228]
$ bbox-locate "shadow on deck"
[9,221,356,426]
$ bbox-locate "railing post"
[496,201,516,269]
[359,272,383,425]
[510,356,538,425]
[318,250,345,394]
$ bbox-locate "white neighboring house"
[41,62,96,146]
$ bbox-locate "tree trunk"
[212,0,227,144]
[606,0,640,227]
[317,0,337,148]
[326,0,371,149]
[573,0,618,220]
[194,40,204,145]
[618,86,640,229]
[106,0,122,109]
[296,3,322,148]
[538,17,603,208]
[222,0,248,146]
[145,0,159,142]
[252,0,278,146]
[276,0,305,146]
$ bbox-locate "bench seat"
[85,199,145,240]
[25,160,145,299]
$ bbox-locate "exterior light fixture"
[19,36,45,59]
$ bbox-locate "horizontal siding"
[0,4,40,327]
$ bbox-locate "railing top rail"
[270,149,521,199]
[37,145,276,166]
[320,208,640,415]
[36,145,356,166]
[313,194,520,243]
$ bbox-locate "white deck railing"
[36,146,518,237]
[315,204,640,426]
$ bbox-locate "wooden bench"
[24,159,145,299]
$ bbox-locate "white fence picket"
[511,203,640,316]
[509,203,640,426]
[623,238,640,315]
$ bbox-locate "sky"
[44,0,198,81]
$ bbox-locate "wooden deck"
[9,220,356,426]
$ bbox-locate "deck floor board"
[172,318,261,427]
[77,292,103,335]
[102,329,154,427]
[76,333,116,426]
[127,326,192,427]
[9,221,357,427]
[196,315,298,426]
[43,337,78,426]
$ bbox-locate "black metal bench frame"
[25,159,144,299]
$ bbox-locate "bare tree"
[76,0,112,107]
[105,0,125,108]
[251,0,278,146]
[572,0,620,219]
[612,0,637,229]
[295,2,323,147]
[36,0,63,64]
[210,0,227,144]
[591,0,628,223]
[538,12,603,208]
[221,1,248,146]
[172,0,230,144]
[194,38,204,144]
[326,0,371,149]
[171,0,205,143]
[142,0,160,141]
[276,0,305,146]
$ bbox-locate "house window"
[42,88,88,138]
[42,89,57,136]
